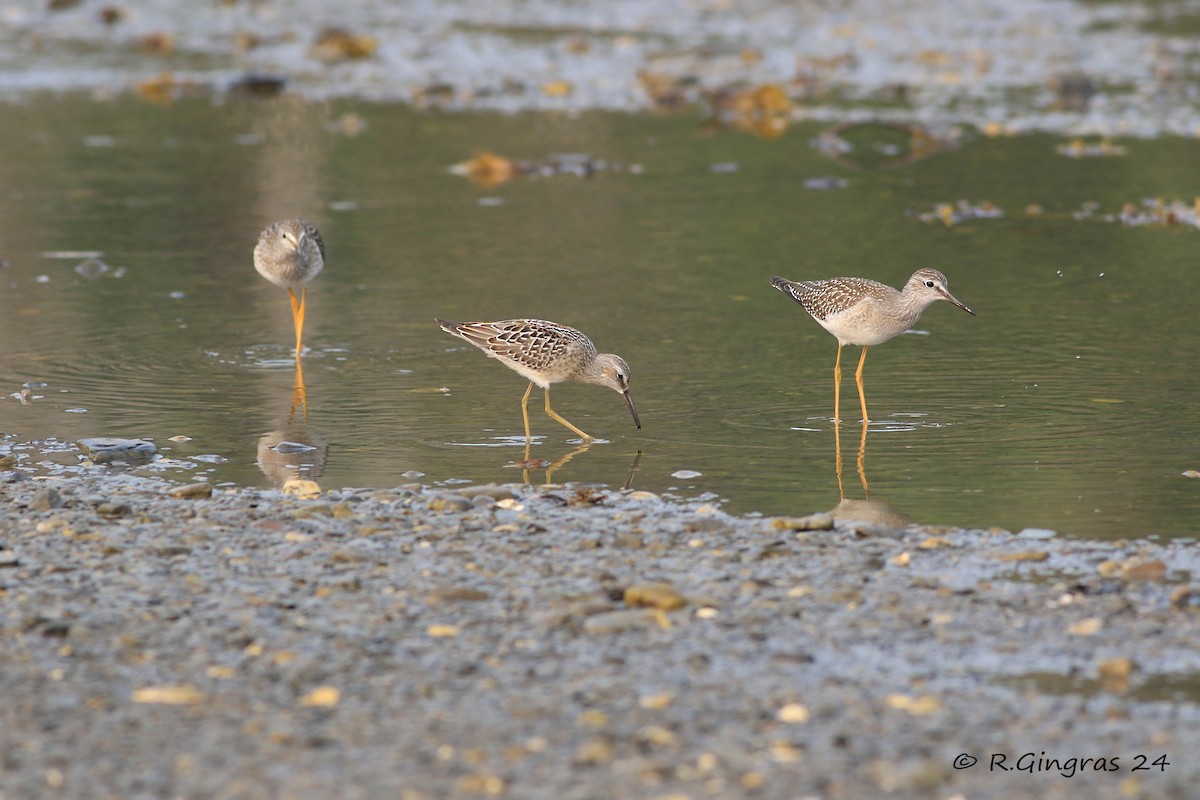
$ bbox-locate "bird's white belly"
[818,304,913,346]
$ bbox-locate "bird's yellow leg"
[520,382,535,442]
[855,346,869,424]
[545,387,592,441]
[832,342,843,426]
[288,287,307,358]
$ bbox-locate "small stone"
[889,551,911,567]
[638,692,674,710]
[283,479,321,499]
[290,505,331,519]
[1098,657,1135,679]
[771,513,834,531]
[918,537,952,549]
[77,437,157,464]
[0,550,18,567]
[330,502,357,520]
[637,725,676,747]
[1098,657,1135,693]
[131,685,204,705]
[583,609,670,634]
[885,694,942,715]
[30,487,64,511]
[427,624,460,638]
[572,736,614,765]
[299,686,340,707]
[428,586,490,603]
[425,493,472,513]
[146,541,191,557]
[1170,586,1193,607]
[777,702,811,723]
[1120,560,1167,581]
[96,502,131,517]
[1068,617,1103,636]
[996,550,1049,562]
[624,582,686,611]
[1016,527,1056,539]
[455,484,518,501]
[168,482,212,499]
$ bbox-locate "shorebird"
[436,318,640,441]
[770,269,974,424]
[253,218,325,358]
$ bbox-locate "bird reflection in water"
[831,418,913,527]
[506,442,643,489]
[834,416,870,500]
[257,360,329,488]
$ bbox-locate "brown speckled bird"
[771,269,974,424]
[436,318,640,441]
[253,218,325,358]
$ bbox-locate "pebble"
[582,609,670,634]
[1017,527,1057,539]
[425,494,472,513]
[771,513,834,531]
[283,479,321,499]
[168,483,212,499]
[454,484,519,501]
[996,550,1049,562]
[30,487,64,511]
[77,437,157,464]
[1120,560,1167,581]
[624,582,687,611]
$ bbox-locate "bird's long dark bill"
[942,291,976,316]
[622,391,642,429]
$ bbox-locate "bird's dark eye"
[925,280,935,288]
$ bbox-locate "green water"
[1,94,1198,538]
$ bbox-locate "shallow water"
[2,94,1199,538]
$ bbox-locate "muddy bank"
[2,473,1198,799]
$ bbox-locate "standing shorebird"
[436,318,640,442]
[770,269,974,424]
[253,218,325,358]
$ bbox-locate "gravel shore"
[3,473,1199,799]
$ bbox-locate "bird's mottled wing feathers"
[438,319,589,373]
[771,276,890,321]
[299,219,326,259]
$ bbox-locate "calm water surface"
[2,94,1198,539]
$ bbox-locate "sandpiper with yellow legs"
[770,268,974,426]
[436,318,640,442]
[254,218,325,359]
